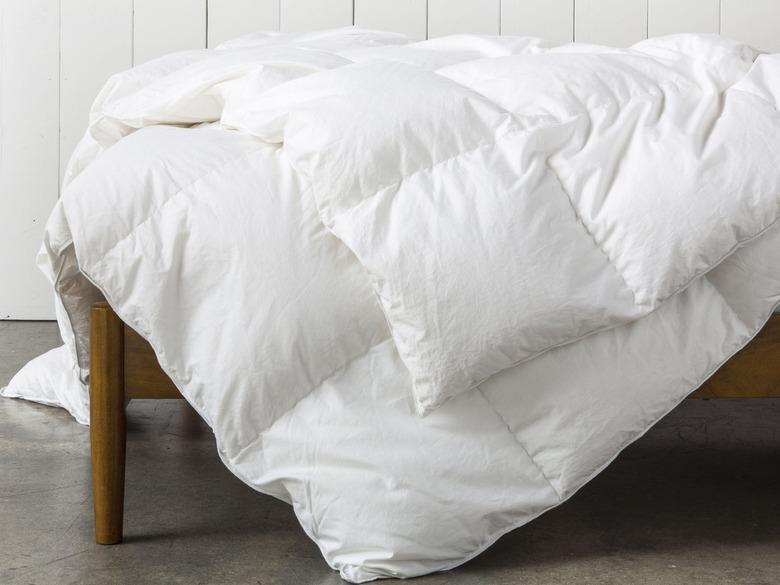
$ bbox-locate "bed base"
[89,302,780,545]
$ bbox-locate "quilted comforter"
[5,28,780,582]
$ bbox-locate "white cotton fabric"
[225,36,780,413]
[3,29,780,582]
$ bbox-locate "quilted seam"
[476,387,563,501]
[84,146,268,260]
[545,161,645,308]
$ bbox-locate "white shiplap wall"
[0,0,60,319]
[2,0,780,319]
[649,0,720,36]
[428,0,501,37]
[208,0,279,47]
[502,0,574,45]
[576,0,648,47]
[134,0,207,64]
[281,0,353,32]
[60,0,133,185]
[355,0,427,40]
[722,0,780,54]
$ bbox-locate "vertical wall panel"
[722,0,780,53]
[280,0,353,32]
[355,0,427,40]
[576,0,648,46]
[501,0,574,44]
[207,0,280,47]
[649,0,719,36]
[428,0,500,38]
[134,0,207,64]
[60,0,132,181]
[0,0,59,318]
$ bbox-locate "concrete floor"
[1,321,779,585]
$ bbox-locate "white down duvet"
[4,28,780,582]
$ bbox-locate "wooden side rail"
[88,302,779,545]
[691,315,780,398]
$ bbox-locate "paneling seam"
[131,0,135,67]
[425,0,429,39]
[58,0,62,196]
[572,0,576,42]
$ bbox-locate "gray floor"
[1,321,778,585]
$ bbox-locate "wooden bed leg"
[90,303,126,545]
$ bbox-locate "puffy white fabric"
[226,37,780,412]
[2,346,87,425]
[3,29,780,582]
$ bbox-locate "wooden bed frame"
[88,301,780,545]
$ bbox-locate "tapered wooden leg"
[90,302,126,545]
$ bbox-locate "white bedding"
[4,28,780,582]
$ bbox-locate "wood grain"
[89,302,127,545]
[124,326,182,399]
[691,314,780,399]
